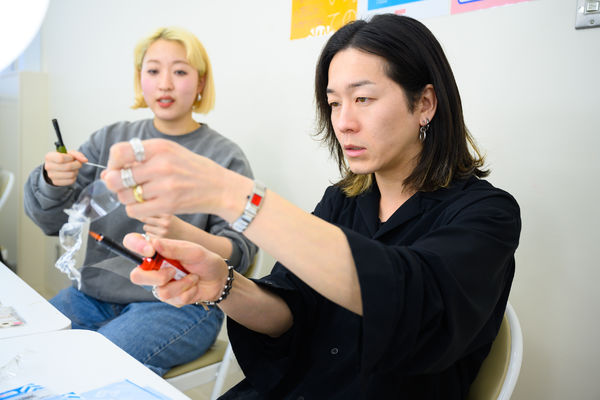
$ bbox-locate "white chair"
[165,250,264,399]
[0,169,15,211]
[467,302,523,400]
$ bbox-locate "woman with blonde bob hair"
[132,26,216,114]
[24,26,256,376]
[104,15,520,398]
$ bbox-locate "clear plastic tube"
[55,180,120,288]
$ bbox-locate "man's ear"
[419,84,437,122]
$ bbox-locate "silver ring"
[120,168,136,188]
[130,138,145,162]
[152,285,161,300]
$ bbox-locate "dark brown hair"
[314,14,488,196]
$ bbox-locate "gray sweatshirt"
[24,119,257,303]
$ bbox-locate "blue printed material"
[46,393,83,399]
[139,387,173,400]
[0,383,49,399]
[368,0,422,10]
[81,380,171,400]
[1,381,170,400]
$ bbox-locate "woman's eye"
[356,97,368,103]
[146,69,158,75]
[329,101,340,108]
[175,70,188,76]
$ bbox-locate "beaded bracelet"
[197,264,234,309]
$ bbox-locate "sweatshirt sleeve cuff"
[35,166,73,200]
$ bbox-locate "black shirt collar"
[355,176,475,238]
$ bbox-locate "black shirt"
[226,176,521,399]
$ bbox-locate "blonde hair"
[131,27,215,114]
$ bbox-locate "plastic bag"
[55,180,120,288]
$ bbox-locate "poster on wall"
[450,0,530,14]
[290,0,357,40]
[358,0,449,20]
[291,0,531,39]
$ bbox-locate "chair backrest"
[0,169,15,211]
[467,302,523,400]
[243,249,262,281]
[165,249,265,398]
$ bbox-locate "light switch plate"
[576,0,600,29]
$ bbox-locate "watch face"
[250,193,263,207]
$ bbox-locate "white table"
[0,329,190,399]
[0,262,71,339]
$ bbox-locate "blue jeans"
[50,286,224,376]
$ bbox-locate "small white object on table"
[0,262,71,339]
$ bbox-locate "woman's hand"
[125,232,230,307]
[102,138,250,221]
[137,214,234,260]
[43,150,88,186]
[138,214,185,240]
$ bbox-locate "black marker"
[51,118,105,169]
[52,118,67,154]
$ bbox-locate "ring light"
[0,0,49,71]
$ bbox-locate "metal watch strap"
[230,180,266,233]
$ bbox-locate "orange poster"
[291,0,357,40]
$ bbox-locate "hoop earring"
[419,118,430,142]
[196,93,202,102]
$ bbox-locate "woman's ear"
[419,84,437,122]
[197,75,206,95]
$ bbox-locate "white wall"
[27,0,600,398]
